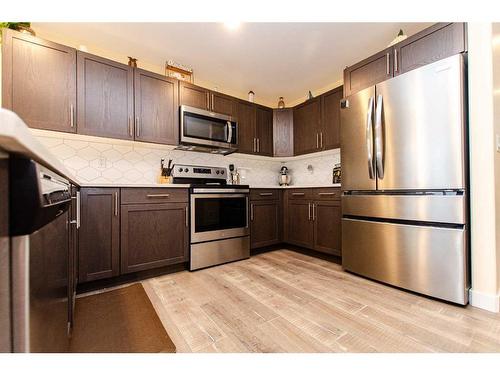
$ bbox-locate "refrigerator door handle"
[366,96,375,179]
[374,94,384,179]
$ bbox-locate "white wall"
[468,23,500,312]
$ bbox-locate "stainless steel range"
[172,164,250,271]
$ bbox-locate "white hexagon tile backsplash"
[33,130,340,186]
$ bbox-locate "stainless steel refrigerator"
[340,54,469,305]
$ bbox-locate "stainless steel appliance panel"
[342,218,468,305]
[342,193,466,224]
[340,85,377,192]
[190,236,250,271]
[375,54,466,191]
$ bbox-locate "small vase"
[278,97,285,109]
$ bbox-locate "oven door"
[191,193,249,243]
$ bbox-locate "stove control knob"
[216,170,220,174]
[178,167,183,172]
[185,168,189,172]
[221,170,225,175]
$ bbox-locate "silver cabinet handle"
[207,92,211,110]
[320,132,323,149]
[185,207,189,227]
[253,138,257,153]
[128,116,133,137]
[113,192,118,216]
[259,192,273,196]
[312,203,316,221]
[70,104,75,128]
[374,94,384,179]
[292,192,305,196]
[135,116,140,137]
[386,52,390,76]
[76,191,80,228]
[316,133,319,149]
[394,49,398,73]
[211,93,214,111]
[250,203,254,221]
[146,194,170,198]
[308,203,312,221]
[366,96,375,180]
[318,192,336,196]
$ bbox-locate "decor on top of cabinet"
[165,60,193,82]
[278,97,285,109]
[248,91,255,102]
[308,91,314,100]
[388,29,407,47]
[128,56,138,68]
[0,22,35,42]
[333,163,341,184]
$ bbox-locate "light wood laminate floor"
[142,249,500,353]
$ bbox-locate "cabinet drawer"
[250,189,279,201]
[313,188,341,201]
[121,188,188,204]
[287,189,313,200]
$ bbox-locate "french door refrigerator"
[340,54,469,305]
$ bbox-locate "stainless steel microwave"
[178,105,238,155]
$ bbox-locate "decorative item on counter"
[277,97,285,109]
[307,164,314,174]
[0,22,35,42]
[333,163,341,184]
[229,164,240,185]
[388,29,407,47]
[248,91,255,103]
[279,166,291,186]
[128,56,138,68]
[158,158,173,184]
[165,60,193,82]
[308,91,314,100]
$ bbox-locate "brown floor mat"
[70,283,176,353]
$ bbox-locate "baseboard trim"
[469,289,500,312]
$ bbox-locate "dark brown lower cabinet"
[120,203,188,274]
[78,188,120,283]
[250,200,281,249]
[286,200,314,248]
[313,201,341,256]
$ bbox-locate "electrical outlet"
[98,157,107,169]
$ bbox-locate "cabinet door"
[179,81,210,110]
[2,29,76,133]
[320,87,342,150]
[273,108,294,157]
[234,100,256,154]
[211,91,234,116]
[256,106,274,156]
[121,203,188,274]
[134,69,178,145]
[343,47,393,97]
[293,98,321,155]
[395,23,466,76]
[79,188,120,283]
[250,201,280,249]
[286,200,313,248]
[313,201,341,256]
[77,52,134,140]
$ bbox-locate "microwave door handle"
[226,121,233,143]
[374,94,384,179]
[366,96,375,179]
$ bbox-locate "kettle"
[279,166,291,186]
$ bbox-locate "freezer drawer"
[342,193,466,224]
[342,218,468,304]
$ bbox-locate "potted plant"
[0,22,35,43]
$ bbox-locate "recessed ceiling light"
[223,21,241,31]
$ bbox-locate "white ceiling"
[32,22,432,107]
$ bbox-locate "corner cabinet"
[1,28,77,133]
[78,188,120,283]
[293,98,321,155]
[320,87,343,150]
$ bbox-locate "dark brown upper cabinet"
[179,81,210,110]
[343,47,393,97]
[211,91,234,116]
[273,108,294,157]
[77,51,134,140]
[78,188,120,283]
[134,69,178,145]
[1,28,77,133]
[255,106,274,156]
[293,98,321,155]
[234,100,257,154]
[320,86,343,150]
[394,23,467,76]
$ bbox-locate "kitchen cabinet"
[284,188,342,255]
[293,98,321,155]
[211,91,235,116]
[394,23,467,76]
[1,28,77,133]
[343,47,393,97]
[120,202,188,274]
[179,81,210,110]
[134,69,178,145]
[250,189,281,249]
[235,100,257,154]
[78,188,120,283]
[77,52,134,140]
[273,108,294,157]
[255,106,274,156]
[320,87,343,150]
